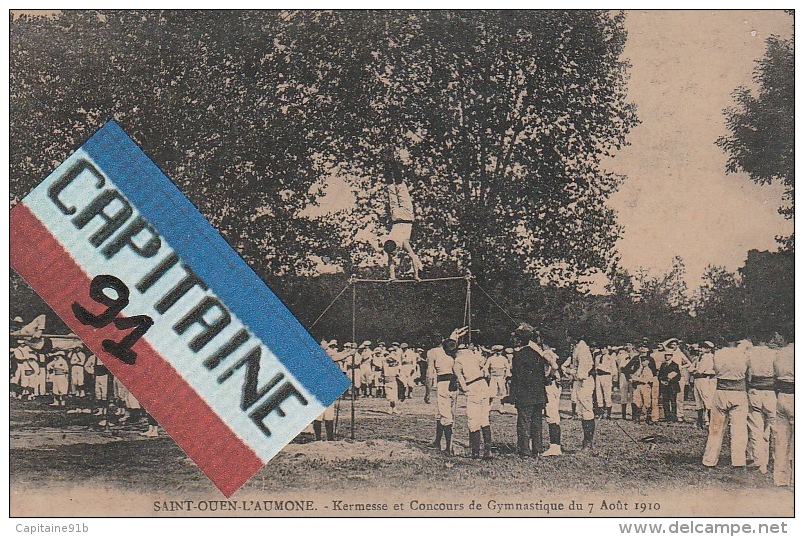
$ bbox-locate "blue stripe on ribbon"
[83,120,349,405]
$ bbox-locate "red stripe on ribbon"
[10,203,264,497]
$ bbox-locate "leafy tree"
[661,256,690,312]
[310,11,639,281]
[692,265,743,342]
[10,10,638,284]
[601,263,641,343]
[738,249,795,341]
[10,11,644,350]
[717,24,794,249]
[615,258,692,343]
[9,11,344,277]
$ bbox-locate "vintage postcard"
[8,10,794,518]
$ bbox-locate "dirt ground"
[9,387,794,517]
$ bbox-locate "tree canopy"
[294,11,639,281]
[10,11,791,349]
[10,10,637,282]
[717,25,794,249]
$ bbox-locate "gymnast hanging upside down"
[382,152,423,281]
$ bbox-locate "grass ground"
[9,386,793,517]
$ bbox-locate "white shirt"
[388,182,414,222]
[747,345,775,378]
[485,353,509,376]
[571,340,594,380]
[453,348,485,391]
[427,346,455,378]
[713,347,749,381]
[694,351,715,376]
[773,344,794,382]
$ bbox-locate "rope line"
[312,271,473,442]
[608,414,647,449]
[308,280,352,329]
[472,280,519,326]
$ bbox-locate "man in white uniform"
[11,315,50,398]
[541,343,563,456]
[567,339,596,449]
[383,351,403,415]
[343,341,361,397]
[12,337,40,401]
[773,339,794,487]
[692,341,717,430]
[67,347,87,399]
[561,352,579,419]
[400,343,417,398]
[425,337,459,453]
[46,351,69,407]
[485,345,510,411]
[702,340,750,468]
[372,343,387,397]
[326,340,349,380]
[631,350,656,424]
[746,339,777,474]
[594,347,616,419]
[454,333,493,459]
[356,341,374,397]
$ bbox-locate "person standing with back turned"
[425,335,460,454]
[453,327,493,459]
[508,324,553,457]
[702,340,750,469]
[567,338,597,449]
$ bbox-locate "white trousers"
[703,390,748,467]
[773,393,794,487]
[747,389,776,468]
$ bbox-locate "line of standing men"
[317,326,793,485]
[702,334,794,487]
[582,339,720,426]
[10,315,160,437]
[425,324,565,459]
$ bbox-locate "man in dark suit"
[658,352,681,422]
[507,323,556,457]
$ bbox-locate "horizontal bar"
[351,276,470,283]
[11,333,81,339]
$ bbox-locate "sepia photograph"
[8,9,795,518]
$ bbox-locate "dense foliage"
[9,11,792,354]
[717,26,794,250]
[10,10,636,280]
